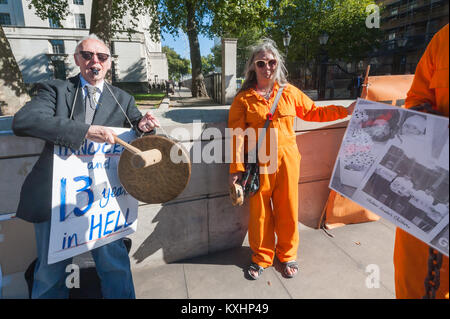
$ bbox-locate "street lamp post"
[318,31,329,100]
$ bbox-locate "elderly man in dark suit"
[12,34,159,299]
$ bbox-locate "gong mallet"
[114,136,162,168]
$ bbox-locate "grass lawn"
[133,92,166,101]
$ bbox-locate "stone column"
[221,38,237,105]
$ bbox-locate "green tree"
[28,0,115,47]
[162,46,191,81]
[27,0,271,97]
[201,53,215,74]
[140,0,271,97]
[211,26,267,77]
[268,0,383,64]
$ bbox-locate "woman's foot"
[283,261,299,278]
[247,263,264,280]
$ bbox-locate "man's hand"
[138,111,160,132]
[86,125,116,144]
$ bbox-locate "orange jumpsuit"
[394,23,449,299]
[228,82,348,268]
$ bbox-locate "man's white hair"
[74,34,110,55]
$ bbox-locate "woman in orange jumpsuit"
[228,39,353,279]
[394,23,449,299]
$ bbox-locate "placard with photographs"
[330,99,449,256]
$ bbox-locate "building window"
[408,0,418,11]
[52,60,66,80]
[74,13,86,28]
[50,40,65,54]
[49,18,61,28]
[73,0,84,4]
[0,13,11,25]
[0,0,8,5]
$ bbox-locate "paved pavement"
[132,87,397,300]
[133,220,396,300]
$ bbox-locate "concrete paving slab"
[320,219,396,294]
[182,247,292,299]
[132,220,396,299]
[133,263,187,299]
[275,223,394,299]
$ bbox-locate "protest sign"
[48,128,138,264]
[330,99,449,256]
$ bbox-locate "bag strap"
[256,85,285,152]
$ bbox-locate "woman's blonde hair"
[238,38,288,94]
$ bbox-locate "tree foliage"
[140,0,271,96]
[27,0,271,97]
[22,0,384,97]
[162,46,191,81]
[211,26,267,77]
[201,53,215,74]
[268,0,383,63]
[26,0,69,25]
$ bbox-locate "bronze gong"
[118,135,191,203]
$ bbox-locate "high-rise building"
[370,0,448,75]
[0,0,168,89]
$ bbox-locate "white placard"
[48,128,138,264]
[330,99,449,256]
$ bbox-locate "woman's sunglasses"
[77,50,110,62]
[255,59,277,68]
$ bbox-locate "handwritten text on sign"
[48,128,138,264]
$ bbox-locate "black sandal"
[247,263,264,280]
[283,261,299,278]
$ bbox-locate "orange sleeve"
[228,94,247,174]
[294,87,349,122]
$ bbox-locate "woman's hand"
[347,101,356,115]
[229,172,243,187]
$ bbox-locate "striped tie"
[84,85,97,124]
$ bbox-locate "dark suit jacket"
[12,74,147,223]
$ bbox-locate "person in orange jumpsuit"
[228,39,354,280]
[394,23,449,299]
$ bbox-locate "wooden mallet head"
[114,136,162,169]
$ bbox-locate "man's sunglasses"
[255,59,277,68]
[77,50,110,62]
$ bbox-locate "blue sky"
[161,30,216,59]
